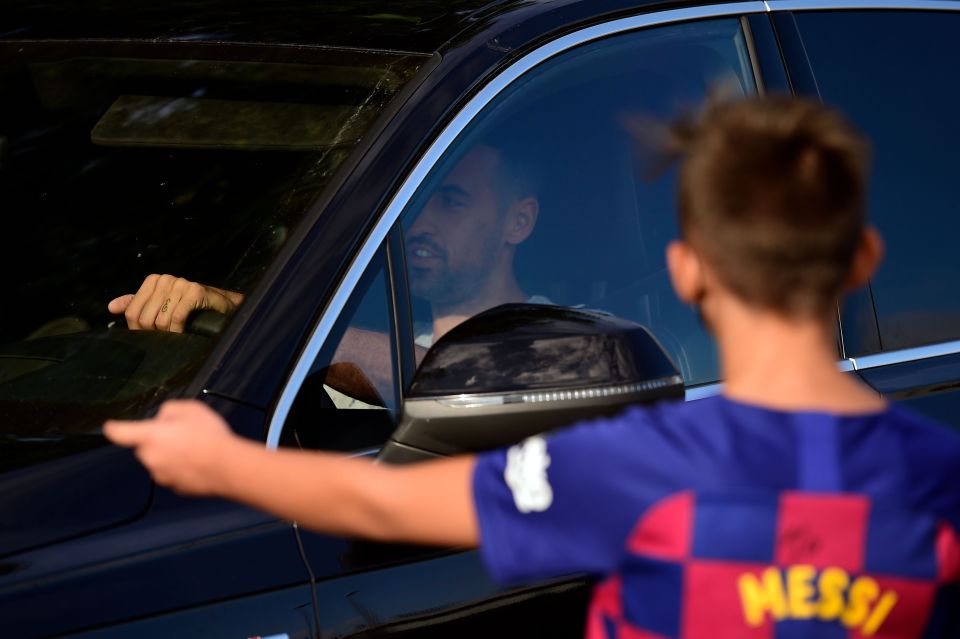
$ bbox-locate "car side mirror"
[378,304,683,464]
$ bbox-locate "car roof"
[0,0,538,53]
[0,0,689,54]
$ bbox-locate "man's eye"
[442,194,467,210]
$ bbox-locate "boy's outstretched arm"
[104,400,480,547]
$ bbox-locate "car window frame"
[275,240,412,454]
[265,0,823,449]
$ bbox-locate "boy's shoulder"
[652,394,959,444]
[883,400,960,438]
[883,401,960,476]
[546,394,960,471]
[550,394,779,451]
[542,395,786,488]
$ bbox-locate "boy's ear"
[843,226,884,290]
[503,197,539,246]
[666,240,705,304]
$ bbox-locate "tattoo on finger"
[161,298,170,313]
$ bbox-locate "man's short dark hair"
[667,95,869,316]
[479,135,541,210]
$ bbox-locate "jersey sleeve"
[472,405,687,584]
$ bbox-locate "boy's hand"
[108,274,244,333]
[106,401,479,547]
[104,400,239,496]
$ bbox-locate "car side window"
[280,248,399,452]
[398,18,760,385]
[792,10,960,355]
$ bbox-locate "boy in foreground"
[106,96,960,637]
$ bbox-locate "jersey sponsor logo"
[737,565,897,636]
[504,435,553,513]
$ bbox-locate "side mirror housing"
[379,304,683,464]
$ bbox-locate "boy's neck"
[715,300,885,414]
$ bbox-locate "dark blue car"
[2,0,959,636]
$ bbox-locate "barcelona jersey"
[472,396,960,638]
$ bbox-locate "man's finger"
[156,290,184,332]
[169,279,201,333]
[138,275,176,330]
[125,275,159,330]
[108,294,135,315]
[156,398,205,419]
[103,420,150,448]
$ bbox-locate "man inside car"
[108,141,543,402]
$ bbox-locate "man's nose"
[408,199,441,235]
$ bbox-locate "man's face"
[406,145,507,306]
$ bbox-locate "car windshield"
[0,41,424,474]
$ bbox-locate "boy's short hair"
[668,95,870,316]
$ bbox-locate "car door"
[770,5,960,428]
[274,6,791,637]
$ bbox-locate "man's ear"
[503,197,539,246]
[666,240,705,305]
[843,226,884,290]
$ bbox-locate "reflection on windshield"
[0,43,423,474]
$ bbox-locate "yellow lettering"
[739,568,788,626]
[862,590,898,636]
[738,567,898,633]
[817,567,849,621]
[842,576,879,628]
[787,565,817,618]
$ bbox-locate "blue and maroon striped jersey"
[472,396,960,638]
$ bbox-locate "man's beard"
[409,237,500,308]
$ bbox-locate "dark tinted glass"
[795,10,960,354]
[0,42,421,472]
[398,19,758,386]
[282,249,399,452]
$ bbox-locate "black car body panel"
[3,1,960,637]
[0,0,503,52]
[0,396,314,638]
[0,444,152,557]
